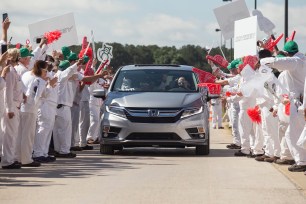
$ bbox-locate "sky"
[2,0,306,52]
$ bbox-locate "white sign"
[252,10,275,35]
[28,13,78,50]
[234,16,257,59]
[213,0,250,40]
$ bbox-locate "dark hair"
[45,55,55,63]
[258,49,272,59]
[32,60,47,76]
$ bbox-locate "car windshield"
[112,69,198,92]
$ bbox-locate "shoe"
[87,138,95,144]
[70,146,83,151]
[264,156,280,163]
[55,152,77,158]
[48,148,57,156]
[275,159,295,165]
[226,143,241,149]
[2,162,22,169]
[234,150,250,157]
[46,156,56,162]
[33,156,49,163]
[92,139,100,144]
[255,155,270,162]
[247,153,264,158]
[81,145,94,150]
[288,164,306,172]
[22,161,41,167]
[218,127,224,129]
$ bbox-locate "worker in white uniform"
[32,56,58,163]
[261,41,306,172]
[0,17,10,161]
[1,48,23,169]
[16,60,48,167]
[53,60,82,158]
[87,78,105,143]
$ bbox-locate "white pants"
[238,109,255,154]
[285,103,306,165]
[71,104,80,147]
[231,103,240,146]
[53,106,72,154]
[79,101,90,147]
[15,112,37,164]
[212,102,222,128]
[253,122,264,155]
[33,101,57,158]
[1,104,19,166]
[278,121,292,160]
[87,104,100,141]
[261,106,281,157]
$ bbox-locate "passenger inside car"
[169,77,191,91]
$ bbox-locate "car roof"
[120,64,194,71]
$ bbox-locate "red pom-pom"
[247,106,261,124]
[192,67,216,83]
[225,91,232,97]
[285,103,290,116]
[44,30,62,44]
[79,47,93,59]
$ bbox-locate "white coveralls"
[70,73,83,147]
[261,53,306,165]
[229,76,256,154]
[226,75,241,146]
[33,71,58,158]
[16,72,46,164]
[87,79,104,141]
[211,98,223,128]
[0,78,6,158]
[1,66,23,167]
[79,85,90,147]
[53,64,79,154]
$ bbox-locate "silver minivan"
[95,64,210,155]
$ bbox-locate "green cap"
[82,55,89,64]
[61,46,71,60]
[19,47,34,58]
[283,41,298,53]
[235,59,243,68]
[68,52,78,61]
[276,54,286,58]
[58,60,70,71]
[227,59,240,70]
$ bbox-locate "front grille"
[125,108,182,123]
[126,133,182,140]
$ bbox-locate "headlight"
[181,107,203,118]
[106,105,126,118]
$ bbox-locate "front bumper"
[100,109,209,147]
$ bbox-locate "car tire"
[195,145,209,155]
[100,145,114,155]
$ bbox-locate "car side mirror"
[93,89,106,99]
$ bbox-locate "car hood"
[106,92,203,108]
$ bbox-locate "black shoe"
[218,127,224,129]
[81,145,94,150]
[33,156,49,163]
[22,161,41,167]
[275,159,295,165]
[70,146,83,151]
[247,153,264,158]
[46,156,56,162]
[288,164,306,172]
[226,143,241,149]
[48,148,57,156]
[234,150,250,157]
[55,152,77,158]
[2,162,22,169]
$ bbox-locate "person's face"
[41,67,48,79]
[230,68,238,75]
[19,56,31,66]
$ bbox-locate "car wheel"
[100,144,114,155]
[195,145,209,155]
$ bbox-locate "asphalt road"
[0,128,306,204]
